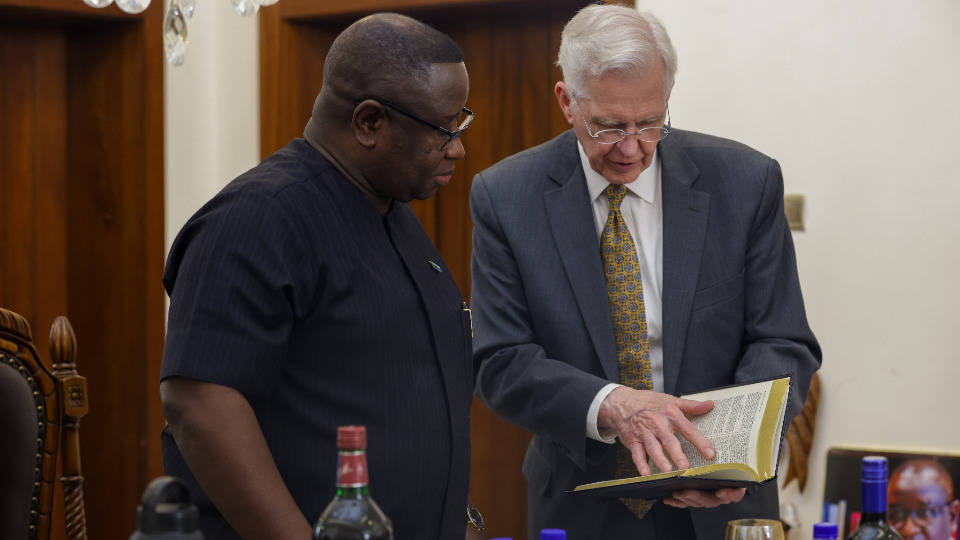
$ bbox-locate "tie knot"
[605,184,628,211]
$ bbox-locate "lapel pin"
[429,261,442,273]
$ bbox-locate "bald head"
[891,459,954,500]
[321,13,463,108]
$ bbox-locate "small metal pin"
[429,261,442,272]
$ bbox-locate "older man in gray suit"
[470,4,821,539]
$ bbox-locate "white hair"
[557,3,677,99]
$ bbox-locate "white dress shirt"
[578,141,665,443]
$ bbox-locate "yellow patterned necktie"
[601,184,654,519]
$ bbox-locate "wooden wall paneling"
[31,28,70,339]
[276,0,547,19]
[1,22,71,540]
[0,25,35,315]
[2,1,165,538]
[0,24,69,326]
[261,2,588,538]
[259,14,340,157]
[64,14,165,539]
[140,2,167,495]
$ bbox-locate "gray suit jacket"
[470,129,821,539]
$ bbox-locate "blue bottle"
[814,522,839,539]
[846,456,902,540]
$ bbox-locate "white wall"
[164,0,260,252]
[165,1,960,538]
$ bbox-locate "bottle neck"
[335,449,370,496]
[336,485,371,498]
[861,478,888,516]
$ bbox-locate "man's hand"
[161,377,313,540]
[597,386,715,475]
[664,487,747,508]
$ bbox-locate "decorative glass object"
[163,0,188,67]
[116,0,151,14]
[231,0,259,17]
[179,0,195,19]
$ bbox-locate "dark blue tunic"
[160,139,473,539]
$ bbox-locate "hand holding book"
[575,377,792,501]
[666,485,746,509]
[597,386,717,476]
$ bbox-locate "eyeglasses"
[889,504,951,528]
[357,99,474,151]
[572,95,670,144]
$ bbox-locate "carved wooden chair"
[0,307,88,540]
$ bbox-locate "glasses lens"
[637,127,669,143]
[595,130,626,144]
[890,507,906,527]
[919,506,946,525]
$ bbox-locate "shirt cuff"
[587,383,623,443]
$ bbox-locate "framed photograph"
[822,447,960,539]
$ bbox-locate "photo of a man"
[888,459,960,540]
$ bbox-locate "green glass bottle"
[313,426,393,540]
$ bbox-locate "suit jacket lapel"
[659,133,710,395]
[543,133,620,382]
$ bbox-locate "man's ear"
[555,82,575,125]
[352,99,386,148]
[949,499,960,529]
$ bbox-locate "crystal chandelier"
[82,0,279,66]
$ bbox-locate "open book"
[571,376,791,500]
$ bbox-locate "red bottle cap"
[337,425,366,450]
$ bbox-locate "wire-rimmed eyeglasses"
[356,99,474,151]
[572,95,670,144]
[889,504,952,528]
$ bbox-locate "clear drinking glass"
[725,519,786,540]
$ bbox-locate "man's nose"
[615,134,642,155]
[615,134,654,156]
[444,136,466,160]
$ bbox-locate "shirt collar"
[577,140,659,204]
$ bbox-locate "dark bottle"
[846,456,902,540]
[130,476,204,540]
[314,426,393,540]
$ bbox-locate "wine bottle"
[845,456,902,540]
[313,426,394,540]
[814,522,839,540]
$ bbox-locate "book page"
[649,380,773,474]
[755,378,791,478]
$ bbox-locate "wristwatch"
[466,503,484,531]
